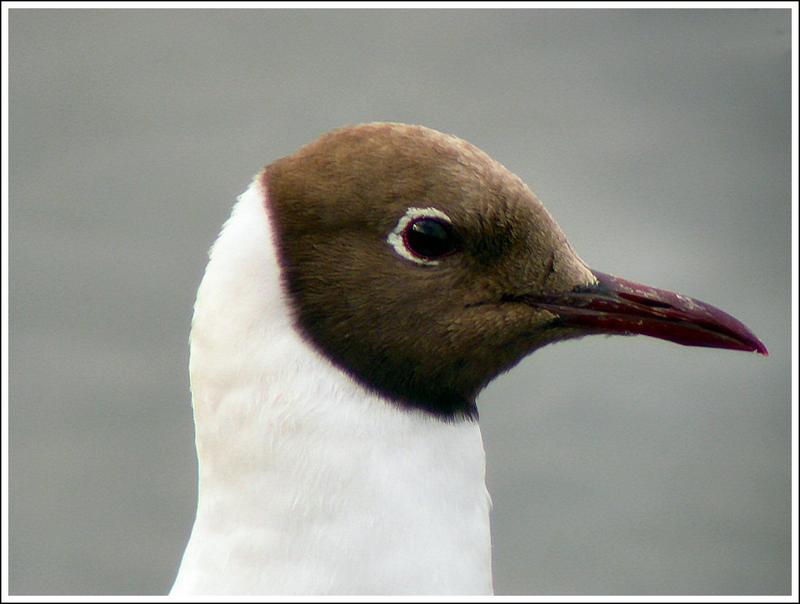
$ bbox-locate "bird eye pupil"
[405,218,456,260]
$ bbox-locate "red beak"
[529,270,768,356]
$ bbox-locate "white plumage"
[171,180,493,595]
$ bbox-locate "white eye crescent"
[387,207,455,266]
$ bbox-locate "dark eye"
[404,218,457,260]
[387,207,457,266]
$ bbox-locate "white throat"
[171,179,493,595]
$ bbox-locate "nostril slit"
[619,292,673,309]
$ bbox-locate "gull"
[171,123,766,595]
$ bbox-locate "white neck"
[171,180,493,595]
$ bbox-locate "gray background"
[8,8,791,596]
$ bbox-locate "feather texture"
[171,180,493,595]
